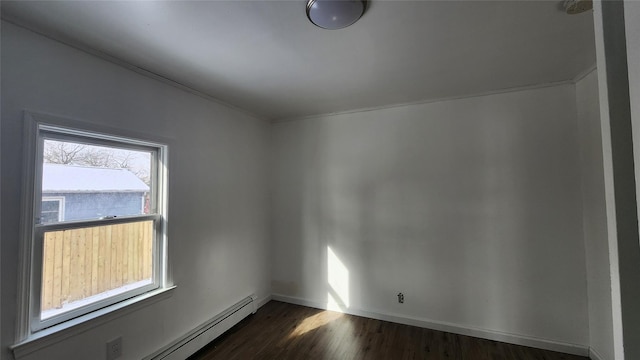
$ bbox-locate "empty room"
[1,1,639,360]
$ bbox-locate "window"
[41,197,64,223]
[18,114,169,337]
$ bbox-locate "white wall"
[626,0,640,278]
[592,2,625,358]
[1,8,619,360]
[272,85,590,351]
[627,0,640,229]
[593,1,640,358]
[576,70,614,360]
[624,1,640,359]
[1,21,271,360]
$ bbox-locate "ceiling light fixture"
[306,0,367,30]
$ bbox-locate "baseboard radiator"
[145,295,257,360]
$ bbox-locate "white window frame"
[15,112,171,344]
[41,196,65,223]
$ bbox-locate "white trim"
[573,65,598,83]
[16,111,172,342]
[590,347,607,360]
[273,79,579,123]
[0,18,267,124]
[41,279,153,320]
[256,294,272,309]
[1,18,595,125]
[34,278,158,330]
[593,2,625,358]
[16,112,40,341]
[36,214,159,232]
[12,286,176,360]
[273,65,599,124]
[144,295,258,360]
[41,196,65,222]
[272,294,590,357]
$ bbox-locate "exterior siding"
[44,192,146,221]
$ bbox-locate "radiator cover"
[145,295,257,360]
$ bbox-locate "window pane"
[42,200,60,212]
[41,139,152,223]
[40,221,154,320]
[41,199,62,224]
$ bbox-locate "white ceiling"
[1,1,596,121]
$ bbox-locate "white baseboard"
[590,347,607,360]
[256,294,272,309]
[145,295,258,360]
[272,294,590,357]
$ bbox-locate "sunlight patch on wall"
[327,246,349,311]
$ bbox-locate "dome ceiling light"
[306,0,367,30]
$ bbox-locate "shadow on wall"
[275,92,586,343]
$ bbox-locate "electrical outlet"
[106,337,123,360]
[397,292,404,304]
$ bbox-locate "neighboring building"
[41,163,149,223]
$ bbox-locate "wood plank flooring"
[189,301,588,360]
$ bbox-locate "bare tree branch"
[43,140,149,184]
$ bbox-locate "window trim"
[16,111,171,344]
[40,196,65,223]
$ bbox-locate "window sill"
[11,285,176,360]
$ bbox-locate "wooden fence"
[41,220,153,312]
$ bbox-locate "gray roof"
[43,164,149,193]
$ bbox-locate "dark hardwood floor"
[189,301,588,360]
